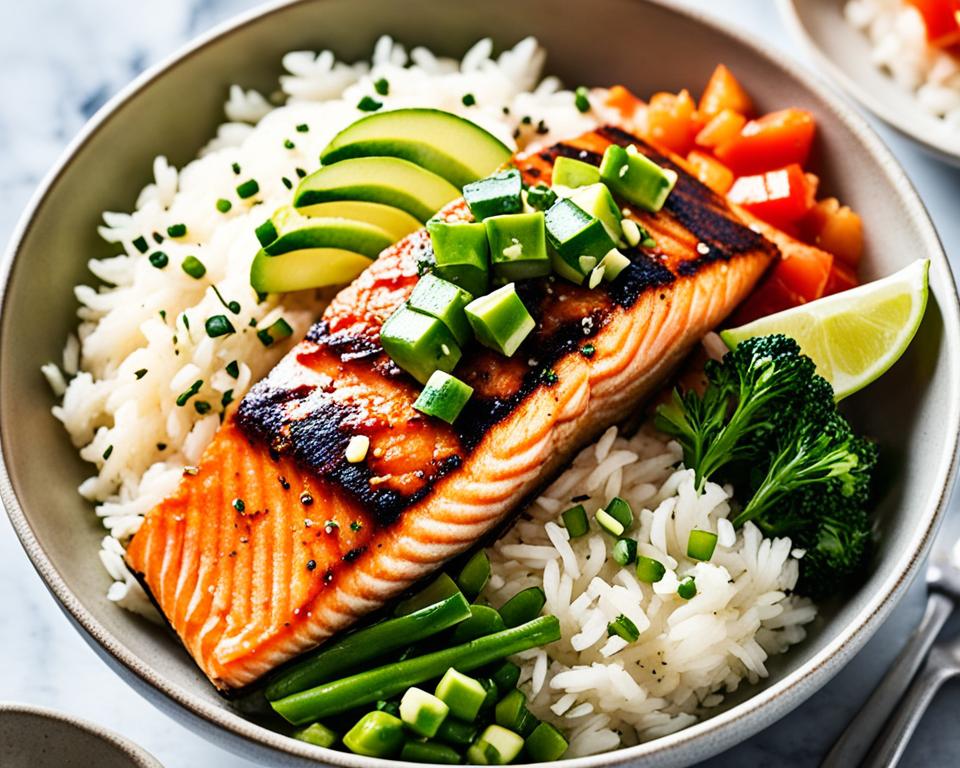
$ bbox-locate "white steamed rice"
[845,0,960,128]
[47,35,815,750]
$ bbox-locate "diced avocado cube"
[465,283,535,357]
[408,273,474,346]
[435,668,487,722]
[343,710,405,757]
[569,182,623,242]
[485,212,550,281]
[552,156,601,190]
[427,220,490,297]
[494,689,537,737]
[466,724,525,765]
[292,722,338,748]
[413,370,474,424]
[399,687,450,738]
[463,169,523,221]
[380,304,461,384]
[544,198,615,284]
[524,722,569,762]
[599,144,678,212]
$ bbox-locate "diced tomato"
[823,261,859,296]
[906,0,960,47]
[801,197,864,267]
[686,150,735,194]
[699,64,753,118]
[605,85,644,120]
[645,89,702,155]
[731,273,806,324]
[728,164,813,228]
[714,108,816,175]
[732,245,834,324]
[695,108,747,150]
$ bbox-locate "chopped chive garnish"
[232,497,245,512]
[526,183,557,211]
[536,119,549,135]
[296,123,309,133]
[255,219,278,247]
[612,538,637,567]
[132,235,149,253]
[636,556,666,584]
[256,291,268,303]
[211,285,241,315]
[180,313,190,331]
[134,368,148,380]
[152,232,164,244]
[574,86,590,113]
[181,255,206,279]
[595,509,624,537]
[236,179,259,199]
[257,318,293,346]
[205,314,236,338]
[283,138,295,150]
[561,505,589,538]
[216,198,232,213]
[687,530,718,562]
[281,176,292,190]
[148,251,169,269]
[607,614,639,642]
[604,497,633,530]
[350,520,363,532]
[357,95,382,111]
[462,93,476,106]
[102,445,113,460]
[159,310,167,321]
[221,389,234,408]
[225,360,240,378]
[166,223,187,238]
[175,380,203,407]
[677,575,697,600]
[248,318,257,327]
[580,344,596,358]
[194,400,212,415]
[374,77,390,95]
[231,162,241,175]
[521,115,532,125]
[295,167,307,178]
[540,369,559,386]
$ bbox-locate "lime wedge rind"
[720,259,930,400]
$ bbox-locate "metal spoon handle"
[862,645,959,768]
[820,592,953,768]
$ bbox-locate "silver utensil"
[821,540,960,768]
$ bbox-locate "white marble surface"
[2,0,960,766]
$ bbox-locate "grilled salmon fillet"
[126,125,797,690]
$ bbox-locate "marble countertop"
[2,0,960,766]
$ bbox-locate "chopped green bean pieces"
[687,529,719,561]
[400,740,461,764]
[456,550,491,599]
[607,614,640,642]
[498,586,545,628]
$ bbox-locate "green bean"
[265,591,471,701]
[400,739,462,764]
[271,616,560,724]
[455,550,491,599]
[451,604,506,643]
[498,586,546,628]
[395,573,462,616]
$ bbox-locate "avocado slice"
[294,157,460,222]
[296,200,421,242]
[320,109,512,189]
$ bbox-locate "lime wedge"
[720,259,929,400]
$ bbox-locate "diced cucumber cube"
[544,198,615,284]
[413,371,473,424]
[408,273,474,346]
[494,689,538,737]
[466,724,525,765]
[451,604,506,644]
[561,504,589,537]
[400,739,462,764]
[400,686,450,738]
[599,144,678,212]
[292,722,338,748]
[435,668,487,722]
[464,169,523,221]
[569,182,623,242]
[380,304,461,385]
[485,212,550,281]
[552,156,601,190]
[427,220,490,297]
[524,722,569,762]
[498,587,546,628]
[343,711,405,757]
[490,661,521,694]
[456,550,491,599]
[465,283,535,357]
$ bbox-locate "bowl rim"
[0,701,163,767]
[1,0,959,766]
[777,0,960,166]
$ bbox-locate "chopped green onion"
[102,445,113,460]
[166,223,187,238]
[233,497,245,512]
[211,285,240,315]
[292,722,338,748]
[148,251,168,269]
[607,614,640,642]
[677,575,697,600]
[636,556,666,584]
[152,231,164,244]
[581,343,596,358]
[281,176,293,190]
[595,508,624,537]
[296,123,309,133]
[257,318,293,346]
[225,360,240,378]
[231,162,241,174]
[687,529,719,562]
[132,235,149,253]
[205,314,236,338]
[254,218,278,247]
[236,179,259,199]
[574,86,590,113]
[216,198,232,213]
[194,400,211,415]
[221,389,234,408]
[561,504,589,538]
[462,93,476,106]
[283,138,295,150]
[134,368,148,380]
[175,380,203,407]
[295,167,307,178]
[374,77,390,96]
[357,96,382,112]
[612,538,637,567]
[181,255,206,279]
[604,496,633,530]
